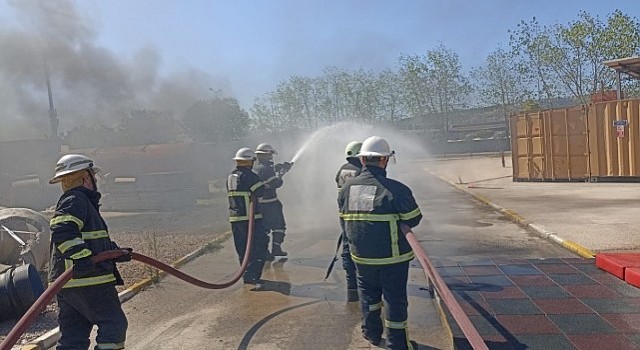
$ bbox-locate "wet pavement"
[46,155,640,349]
[423,155,640,349]
[120,229,450,350]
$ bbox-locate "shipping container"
[510,99,640,182]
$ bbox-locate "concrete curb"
[424,168,595,259]
[20,231,232,350]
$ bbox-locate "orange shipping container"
[510,99,640,182]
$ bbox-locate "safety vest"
[338,166,422,265]
[227,166,264,222]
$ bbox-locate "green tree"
[182,97,249,142]
[119,110,185,145]
[399,45,471,130]
[472,47,529,120]
[509,17,560,108]
[510,11,640,106]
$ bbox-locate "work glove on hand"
[114,248,133,263]
[73,257,95,278]
[111,242,134,262]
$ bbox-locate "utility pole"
[44,64,59,140]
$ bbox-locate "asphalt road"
[116,162,575,350]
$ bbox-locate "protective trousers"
[340,235,357,291]
[56,284,127,350]
[232,219,268,282]
[356,261,413,350]
[260,200,286,250]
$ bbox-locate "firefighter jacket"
[335,158,362,189]
[227,166,265,222]
[338,165,422,266]
[48,186,121,288]
[253,158,283,204]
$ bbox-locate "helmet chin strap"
[87,169,98,191]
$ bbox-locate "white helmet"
[255,143,277,155]
[49,154,100,184]
[359,136,394,157]
[233,147,256,161]
[344,141,362,158]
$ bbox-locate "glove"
[73,257,95,278]
[113,247,133,263]
[275,162,293,177]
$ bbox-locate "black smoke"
[0,0,230,141]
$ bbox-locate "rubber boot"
[271,243,288,256]
[271,231,288,256]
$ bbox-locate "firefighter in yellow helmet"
[48,154,131,350]
[338,137,422,350]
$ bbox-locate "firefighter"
[338,136,422,350]
[227,148,269,285]
[253,143,290,259]
[335,140,362,302]
[48,154,131,350]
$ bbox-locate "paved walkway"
[423,155,640,253]
[424,155,640,349]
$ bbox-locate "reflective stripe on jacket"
[338,166,422,265]
[48,187,119,288]
[227,166,264,222]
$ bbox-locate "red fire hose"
[402,224,488,350]
[0,198,257,350]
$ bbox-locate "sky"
[75,0,640,105]
[0,0,639,140]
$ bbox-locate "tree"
[509,11,640,106]
[509,17,561,108]
[182,97,250,142]
[398,45,471,130]
[472,48,529,120]
[119,109,185,145]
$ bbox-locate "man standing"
[48,154,131,350]
[338,136,422,350]
[227,148,268,285]
[335,140,362,302]
[253,143,289,258]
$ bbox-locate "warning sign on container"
[616,125,625,138]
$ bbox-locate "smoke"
[0,0,230,141]
[277,122,432,231]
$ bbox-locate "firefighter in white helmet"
[48,154,131,350]
[227,148,268,286]
[338,136,422,350]
[253,143,291,259]
[335,140,363,302]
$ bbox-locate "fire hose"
[0,197,258,350]
[401,224,488,350]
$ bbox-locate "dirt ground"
[0,195,231,346]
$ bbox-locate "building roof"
[603,56,640,79]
